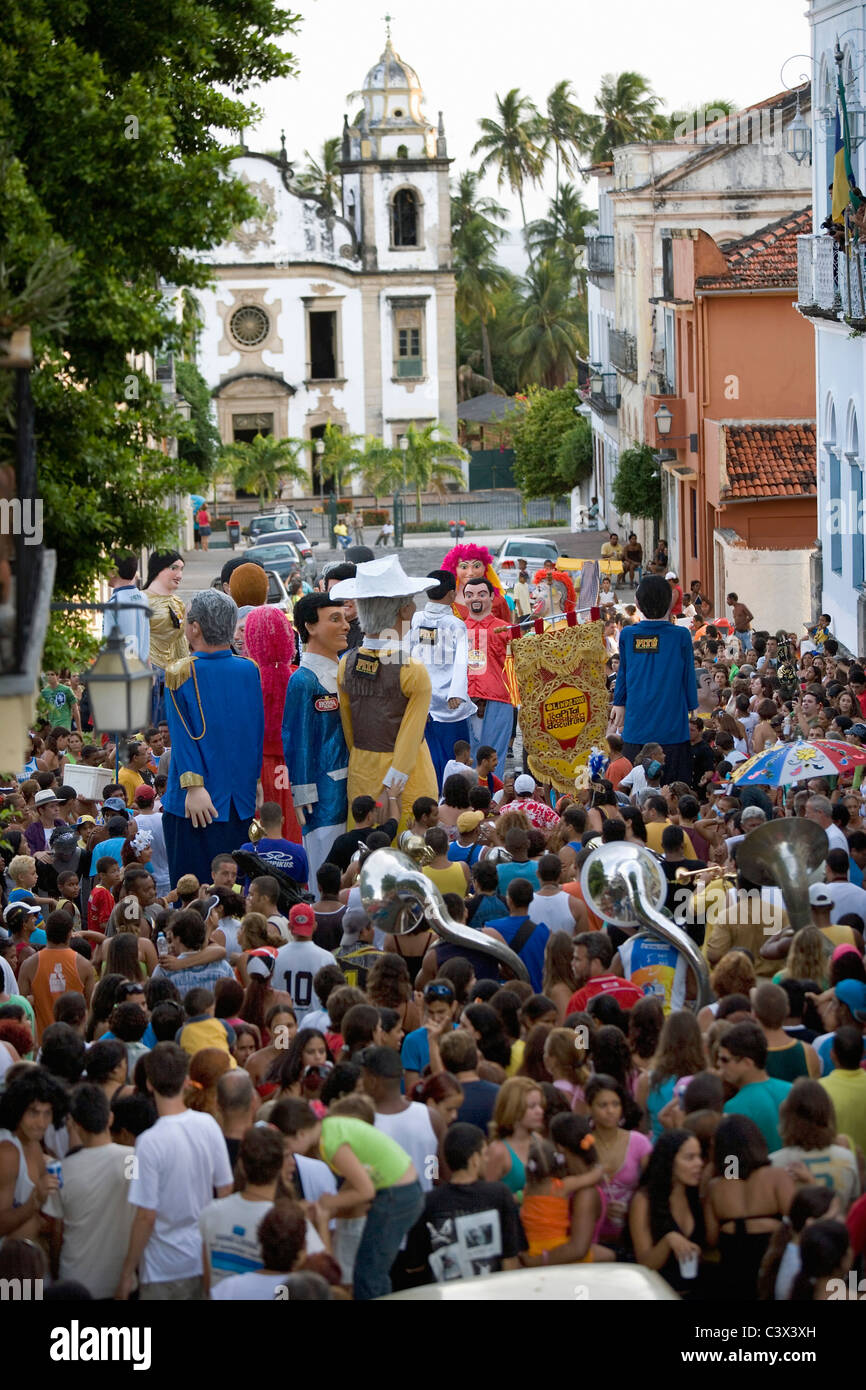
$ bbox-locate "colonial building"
[194,37,458,498]
[583,89,812,571]
[796,0,866,655]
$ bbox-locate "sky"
[246,0,810,269]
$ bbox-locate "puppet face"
[456,559,486,587]
[306,605,350,658]
[532,579,566,615]
[464,580,493,619]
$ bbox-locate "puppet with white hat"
[330,556,439,828]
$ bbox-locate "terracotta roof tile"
[696,208,812,290]
[722,423,817,499]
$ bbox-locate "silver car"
[494,536,561,587]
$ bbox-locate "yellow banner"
[511,619,610,793]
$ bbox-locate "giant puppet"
[244,605,302,845]
[409,568,476,790]
[441,543,511,623]
[281,593,350,881]
[463,577,514,772]
[330,557,438,827]
[162,589,264,886]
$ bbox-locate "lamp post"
[785,89,812,165]
[653,404,699,455]
[51,602,154,782]
[393,432,409,548]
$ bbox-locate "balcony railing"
[586,235,615,279]
[590,371,620,414]
[609,328,637,378]
[797,233,866,325]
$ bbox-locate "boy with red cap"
[272,903,338,1026]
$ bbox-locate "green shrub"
[362,509,388,525]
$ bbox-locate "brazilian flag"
[832,66,861,223]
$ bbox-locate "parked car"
[246,508,302,542]
[248,527,316,561]
[241,540,307,583]
[265,570,293,613]
[494,535,560,586]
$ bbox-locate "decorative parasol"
[730,738,866,788]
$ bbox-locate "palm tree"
[399,423,467,523]
[451,171,508,244]
[359,436,403,505]
[295,137,342,211]
[221,433,308,510]
[650,99,736,140]
[305,420,363,497]
[454,218,512,387]
[544,81,589,215]
[510,260,585,389]
[472,90,547,256]
[526,183,597,272]
[586,72,663,163]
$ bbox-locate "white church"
[194,36,458,498]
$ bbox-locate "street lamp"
[785,90,812,165]
[82,633,153,735]
[314,437,325,502]
[654,404,673,436]
[589,368,603,396]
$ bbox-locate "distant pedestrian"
[375,520,394,548]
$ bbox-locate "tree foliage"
[511,386,590,501]
[175,359,221,483]
[0,0,301,597]
[612,444,662,521]
[220,433,307,509]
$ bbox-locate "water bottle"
[157,931,168,961]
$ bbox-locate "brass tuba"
[735,817,828,934]
[360,847,530,983]
[580,841,712,1010]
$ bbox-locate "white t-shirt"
[57,1143,136,1298]
[272,939,338,1024]
[199,1192,324,1284]
[210,1270,294,1300]
[127,1109,233,1284]
[1,955,17,998]
[269,913,291,944]
[825,879,866,926]
[825,823,851,855]
[374,1104,438,1193]
[295,1153,338,1203]
[620,765,647,800]
[133,811,169,893]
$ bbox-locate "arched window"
[391,188,419,247]
[826,397,842,575]
[848,404,863,589]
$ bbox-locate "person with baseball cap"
[272,903,338,1026]
[447,810,486,868]
[510,774,561,831]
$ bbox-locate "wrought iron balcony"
[589,371,620,414]
[609,328,637,378]
[586,235,615,280]
[797,233,866,326]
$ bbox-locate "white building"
[584,94,811,557]
[195,37,458,497]
[797,0,866,655]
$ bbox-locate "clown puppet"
[441,543,511,624]
[531,567,576,628]
[463,577,514,772]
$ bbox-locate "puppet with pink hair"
[243,606,302,844]
[441,543,511,623]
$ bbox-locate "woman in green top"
[315,1099,423,1300]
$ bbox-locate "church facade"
[194,38,459,498]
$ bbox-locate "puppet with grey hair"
[330,560,439,825]
[161,588,264,885]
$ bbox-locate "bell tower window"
[391,188,420,248]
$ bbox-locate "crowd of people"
[1,541,865,1305]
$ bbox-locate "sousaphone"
[735,817,828,933]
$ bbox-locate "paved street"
[176,526,613,601]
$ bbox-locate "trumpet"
[674,865,736,885]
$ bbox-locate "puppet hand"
[185,786,217,828]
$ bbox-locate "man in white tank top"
[361,1047,441,1192]
[527,854,584,935]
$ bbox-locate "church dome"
[360,38,426,127]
